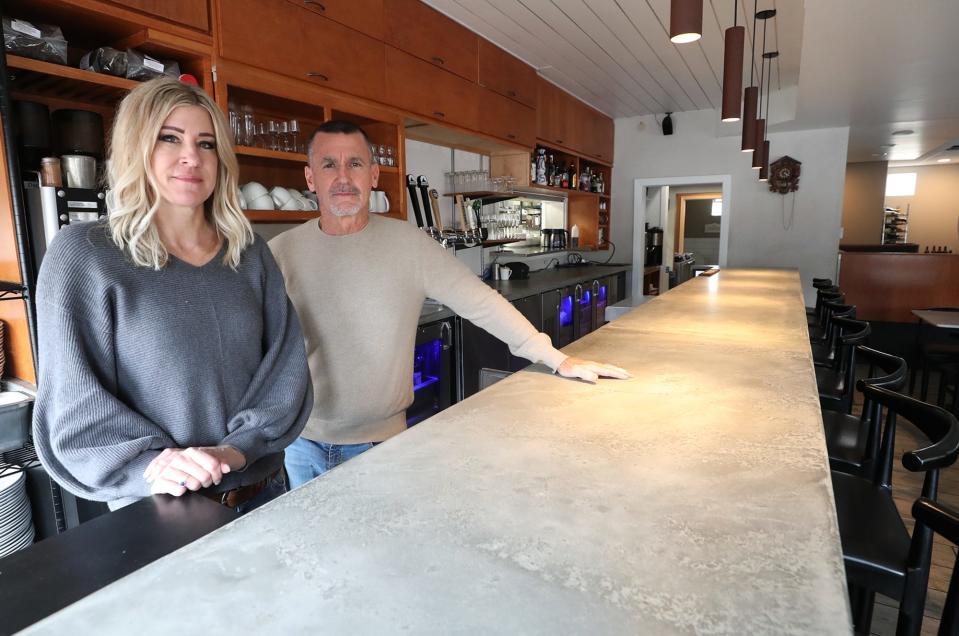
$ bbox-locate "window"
[711,198,722,216]
[885,173,917,197]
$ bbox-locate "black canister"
[13,100,51,172]
[52,109,104,159]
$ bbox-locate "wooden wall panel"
[838,252,959,323]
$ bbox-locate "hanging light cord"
[764,54,772,140]
[749,0,758,86]
[758,12,768,122]
[734,0,738,27]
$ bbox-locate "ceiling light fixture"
[891,129,914,136]
[938,158,951,163]
[721,0,745,122]
[752,9,775,170]
[741,0,760,152]
[670,0,703,43]
[759,50,778,182]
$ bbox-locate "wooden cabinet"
[477,38,536,108]
[218,0,385,101]
[385,47,478,130]
[108,0,210,31]
[284,0,384,40]
[478,88,535,147]
[537,77,570,148]
[537,76,614,163]
[384,0,477,82]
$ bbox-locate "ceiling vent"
[947,144,959,151]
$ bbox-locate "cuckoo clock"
[768,155,801,194]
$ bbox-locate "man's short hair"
[306,120,374,163]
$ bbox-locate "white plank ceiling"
[425,0,801,119]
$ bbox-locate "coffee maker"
[645,223,664,267]
[16,102,107,270]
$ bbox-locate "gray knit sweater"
[32,221,313,506]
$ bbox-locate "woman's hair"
[106,77,253,270]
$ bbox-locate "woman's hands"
[144,446,247,496]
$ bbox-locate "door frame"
[632,175,732,299]
[675,191,722,253]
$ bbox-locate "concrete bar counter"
[23,269,851,635]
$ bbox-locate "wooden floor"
[854,370,958,636]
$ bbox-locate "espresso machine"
[645,223,664,267]
[16,102,107,270]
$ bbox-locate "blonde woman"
[33,77,312,512]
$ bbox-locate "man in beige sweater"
[269,121,629,488]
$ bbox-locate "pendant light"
[741,1,759,152]
[721,0,745,122]
[670,0,703,44]
[752,9,775,169]
[759,50,778,182]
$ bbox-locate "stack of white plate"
[0,470,34,558]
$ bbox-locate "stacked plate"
[0,470,34,558]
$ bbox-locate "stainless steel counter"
[24,269,850,635]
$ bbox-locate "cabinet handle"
[440,321,452,350]
[306,72,329,81]
[556,139,564,144]
[303,0,326,10]
[433,111,446,118]
[506,133,516,139]
[507,90,516,97]
[431,56,445,65]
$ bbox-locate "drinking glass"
[267,120,279,151]
[278,121,290,152]
[241,106,255,147]
[288,119,301,153]
[377,144,387,166]
[385,146,395,167]
[254,122,267,148]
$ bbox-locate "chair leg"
[849,585,875,635]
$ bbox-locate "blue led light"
[559,295,573,326]
[579,290,591,306]
[598,285,607,302]
[412,339,442,391]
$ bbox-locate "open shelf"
[244,210,320,223]
[444,191,518,206]
[235,146,307,163]
[6,54,136,106]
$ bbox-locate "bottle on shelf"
[547,154,556,186]
[535,148,547,185]
[570,163,578,190]
[580,166,590,192]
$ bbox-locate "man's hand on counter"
[556,357,632,383]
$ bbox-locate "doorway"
[674,191,723,267]
[631,175,732,299]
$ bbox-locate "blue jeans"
[284,437,377,489]
[234,471,287,514]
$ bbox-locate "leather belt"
[199,470,279,509]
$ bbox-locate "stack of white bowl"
[0,470,34,557]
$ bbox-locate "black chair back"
[912,498,959,636]
[855,347,908,476]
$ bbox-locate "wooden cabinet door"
[384,0,477,82]
[478,88,535,148]
[219,0,385,101]
[477,39,536,108]
[111,0,210,31]
[284,0,385,40]
[537,77,570,147]
[594,113,614,163]
[385,47,478,130]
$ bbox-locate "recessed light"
[938,158,951,163]
[891,129,914,136]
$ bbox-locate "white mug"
[499,267,512,280]
[369,190,390,214]
[241,181,268,203]
[270,186,299,211]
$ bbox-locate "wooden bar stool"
[832,385,959,636]
[817,317,871,413]
[911,498,959,636]
[822,346,907,479]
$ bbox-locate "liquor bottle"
[530,156,536,184]
[547,154,556,186]
[561,166,569,189]
[535,148,547,185]
[580,166,591,192]
[570,163,578,190]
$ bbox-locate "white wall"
[611,109,850,305]
[404,139,487,230]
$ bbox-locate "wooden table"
[913,309,959,329]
